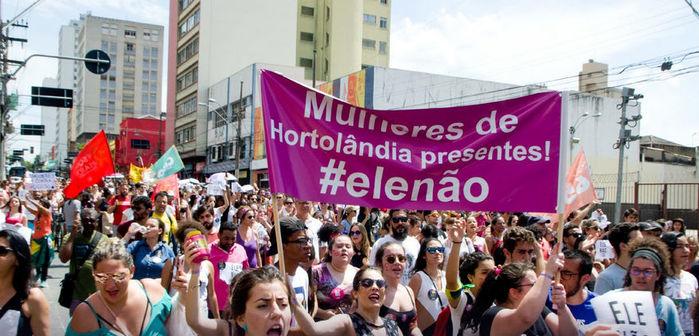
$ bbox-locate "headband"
[632,248,662,270]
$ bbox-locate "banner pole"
[554,92,570,284]
[272,195,286,279]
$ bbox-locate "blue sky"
[4,0,699,160]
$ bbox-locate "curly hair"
[502,226,536,254]
[624,237,671,294]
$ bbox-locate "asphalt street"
[42,258,71,335]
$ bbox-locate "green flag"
[151,145,184,180]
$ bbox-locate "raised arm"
[446,221,465,308]
[289,282,351,336]
[491,244,563,335]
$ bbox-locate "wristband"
[540,273,554,281]
[452,240,462,244]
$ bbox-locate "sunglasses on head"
[359,278,386,289]
[426,246,445,254]
[384,254,406,264]
[0,246,13,256]
[391,217,408,223]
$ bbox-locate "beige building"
[167,0,391,177]
[63,14,164,148]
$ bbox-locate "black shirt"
[479,305,553,336]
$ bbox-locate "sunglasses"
[287,237,311,245]
[359,278,386,289]
[391,217,408,223]
[350,230,362,236]
[93,272,130,285]
[426,246,445,254]
[384,254,406,264]
[0,246,13,256]
[246,215,254,219]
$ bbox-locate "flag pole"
[272,195,286,278]
[555,92,570,283]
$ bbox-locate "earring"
[242,324,248,333]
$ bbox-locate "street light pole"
[569,112,602,163]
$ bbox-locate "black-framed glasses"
[0,246,13,256]
[391,217,408,223]
[287,237,311,245]
[560,271,579,280]
[426,246,445,254]
[385,254,406,264]
[630,268,657,278]
[359,278,386,289]
[350,230,362,236]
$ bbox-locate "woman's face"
[510,216,519,226]
[143,219,162,240]
[512,270,537,302]
[465,217,477,235]
[629,258,659,292]
[241,209,254,225]
[9,198,19,209]
[349,225,363,246]
[354,269,386,310]
[673,237,691,269]
[469,259,495,291]
[238,280,291,336]
[0,237,17,274]
[424,240,444,267]
[492,217,505,234]
[380,244,405,281]
[330,236,354,265]
[93,259,133,305]
[673,222,683,232]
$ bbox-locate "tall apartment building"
[39,77,58,162]
[167,0,391,178]
[55,20,79,163]
[61,14,163,150]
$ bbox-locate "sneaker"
[39,281,48,288]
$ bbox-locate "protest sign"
[594,240,615,260]
[261,70,562,211]
[590,290,660,336]
[206,173,227,196]
[27,172,56,191]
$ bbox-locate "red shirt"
[109,195,131,225]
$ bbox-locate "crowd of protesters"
[0,177,698,335]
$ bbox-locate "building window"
[179,9,200,38]
[178,0,194,12]
[125,29,137,38]
[131,139,150,149]
[300,32,314,42]
[299,58,313,68]
[379,41,388,54]
[326,6,330,20]
[363,14,376,25]
[326,32,330,46]
[380,0,388,4]
[176,66,198,92]
[176,94,197,118]
[301,6,314,16]
[380,17,388,29]
[362,38,376,49]
[176,37,199,65]
[125,43,135,52]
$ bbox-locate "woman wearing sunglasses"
[291,267,401,335]
[376,242,420,336]
[349,224,370,268]
[312,234,359,320]
[236,206,263,268]
[67,238,172,336]
[464,244,578,336]
[0,229,49,336]
[409,238,447,334]
[660,232,697,336]
[611,237,683,336]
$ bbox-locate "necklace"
[98,292,127,335]
[357,312,384,328]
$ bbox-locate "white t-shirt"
[664,270,698,333]
[450,291,477,336]
[300,216,322,263]
[368,235,421,285]
[289,266,309,327]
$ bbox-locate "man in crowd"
[59,208,108,314]
[623,208,640,223]
[546,249,597,327]
[209,221,249,317]
[269,217,313,324]
[594,222,641,294]
[193,205,218,243]
[116,195,152,239]
[369,209,421,284]
[562,224,583,252]
[107,183,131,226]
[294,199,322,264]
[152,191,178,252]
[502,226,544,274]
[639,221,663,238]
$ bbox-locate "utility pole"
[613,87,643,224]
[235,81,243,179]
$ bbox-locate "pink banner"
[261,70,562,212]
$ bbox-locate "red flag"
[563,150,598,219]
[64,131,115,199]
[151,174,179,203]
